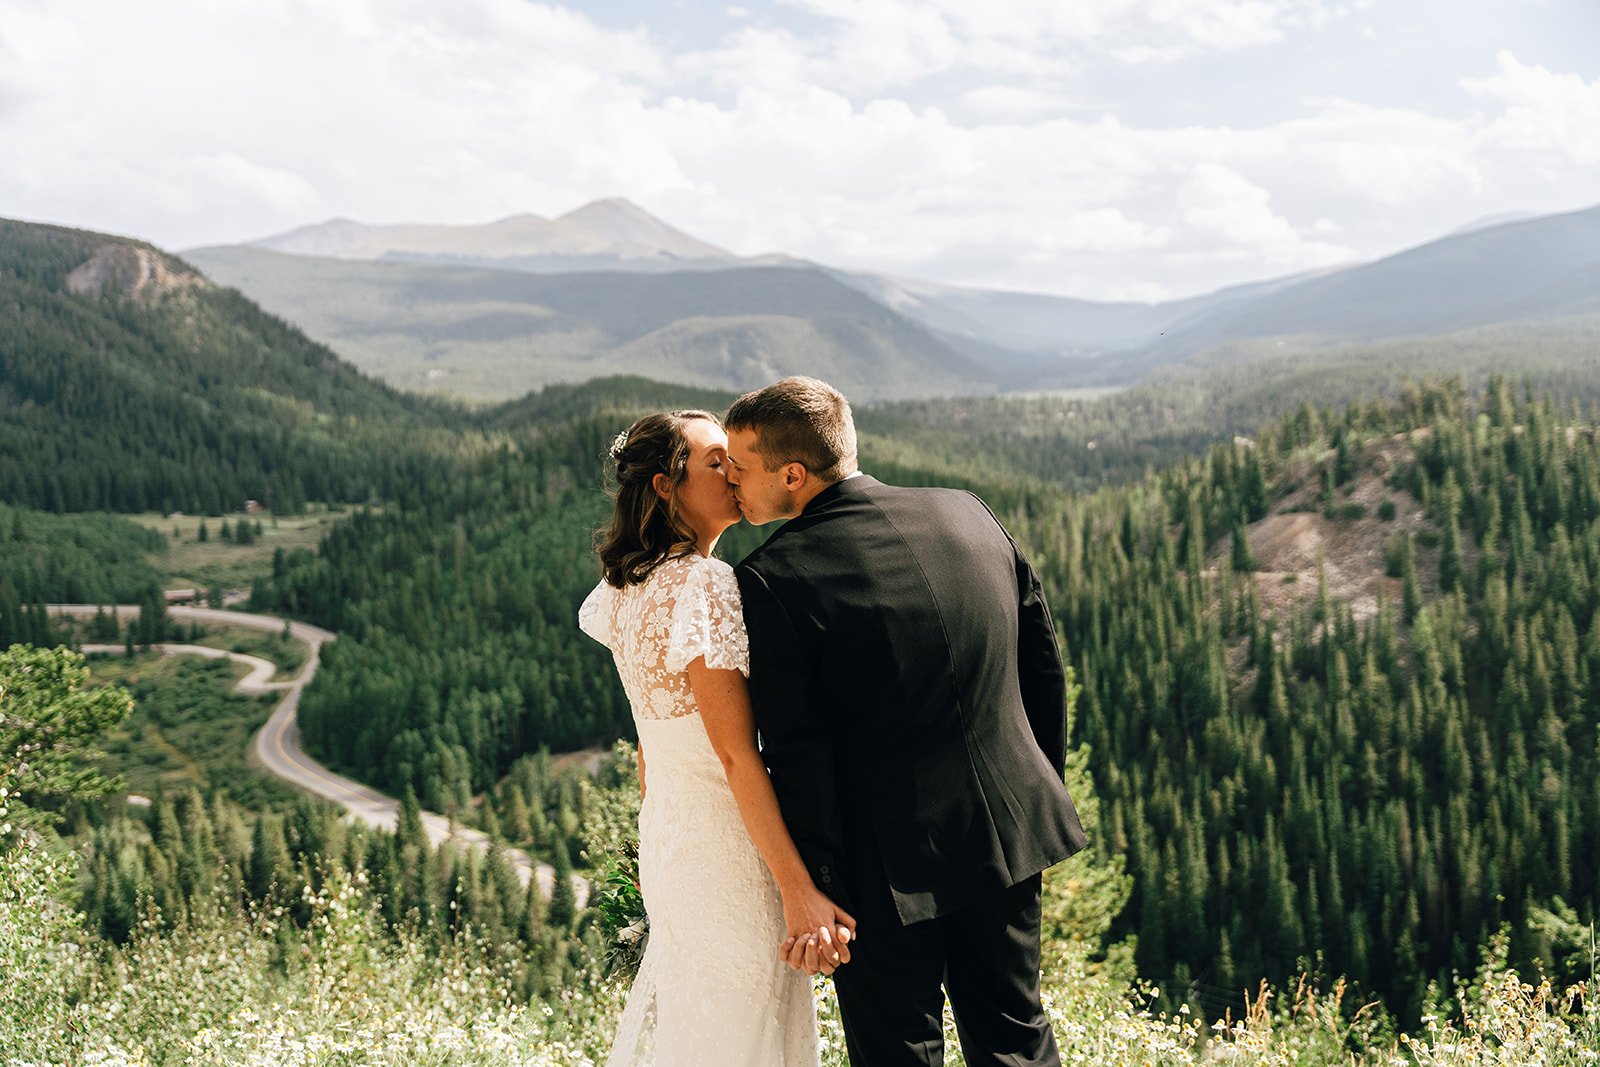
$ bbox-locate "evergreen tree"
[247,813,293,902]
[547,845,577,932]
[1231,518,1255,573]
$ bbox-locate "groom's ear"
[781,462,809,492]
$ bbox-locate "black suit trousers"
[831,840,1061,1067]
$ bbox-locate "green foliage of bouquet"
[593,840,648,977]
[580,740,649,978]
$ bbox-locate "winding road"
[49,603,587,904]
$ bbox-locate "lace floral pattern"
[578,554,819,1066]
[579,555,750,719]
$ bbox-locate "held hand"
[780,931,840,976]
[781,884,858,972]
[779,932,810,974]
[780,930,846,975]
[814,923,849,975]
[778,922,855,977]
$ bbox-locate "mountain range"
[145,197,1600,403]
[255,198,739,269]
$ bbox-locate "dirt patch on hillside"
[550,746,610,777]
[1222,432,1439,626]
[65,244,206,302]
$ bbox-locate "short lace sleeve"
[578,580,616,649]
[665,558,749,677]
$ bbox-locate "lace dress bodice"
[578,553,818,1066]
[579,554,749,720]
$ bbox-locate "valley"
[5,212,1600,1064]
[185,199,1600,405]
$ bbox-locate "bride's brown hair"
[596,410,722,588]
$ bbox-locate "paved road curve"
[50,603,586,904]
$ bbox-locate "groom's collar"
[799,471,877,518]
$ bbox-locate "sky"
[1,0,1596,301]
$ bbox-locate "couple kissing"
[579,376,1087,1066]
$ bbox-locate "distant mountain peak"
[553,198,731,259]
[487,211,548,225]
[559,196,648,218]
[243,197,731,263]
[1448,210,1538,236]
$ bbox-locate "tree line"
[252,372,1600,1020]
[0,219,476,515]
[1048,377,1599,1017]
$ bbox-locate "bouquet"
[593,839,648,977]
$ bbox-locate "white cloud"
[0,1,1595,301]
[185,152,322,216]
[1150,0,1292,50]
[958,85,1093,120]
[1112,43,1199,65]
[676,25,815,94]
[773,0,1353,86]
[0,0,674,241]
[1259,101,1485,208]
[1180,163,1299,243]
[1176,163,1352,266]
[1465,51,1600,165]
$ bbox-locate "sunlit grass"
[123,506,375,593]
[6,835,1597,1067]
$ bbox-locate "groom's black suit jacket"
[736,474,1087,924]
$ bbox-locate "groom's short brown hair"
[726,376,858,483]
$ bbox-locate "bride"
[579,409,855,1065]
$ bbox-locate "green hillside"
[248,377,1051,808]
[185,203,1600,398]
[10,636,1593,1065]
[6,366,1600,1060]
[1201,203,1600,341]
[1082,204,1600,384]
[250,375,1600,1029]
[0,218,471,514]
[1056,377,1600,1017]
[898,314,1600,489]
[7,211,1600,1051]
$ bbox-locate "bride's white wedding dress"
[580,554,820,1066]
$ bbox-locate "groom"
[725,377,1087,1067]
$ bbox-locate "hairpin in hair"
[609,430,629,458]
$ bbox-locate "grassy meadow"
[186,623,309,679]
[123,506,368,595]
[4,831,1597,1066]
[82,645,305,809]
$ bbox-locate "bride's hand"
[779,883,857,973]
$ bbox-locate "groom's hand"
[780,890,856,973]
